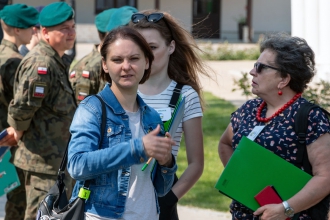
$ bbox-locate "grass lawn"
[176,92,237,212]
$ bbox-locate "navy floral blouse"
[229,97,330,220]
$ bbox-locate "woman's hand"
[0,127,23,146]
[142,124,175,166]
[254,203,287,220]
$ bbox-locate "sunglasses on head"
[254,62,280,73]
[131,13,165,23]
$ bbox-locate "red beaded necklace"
[256,93,302,123]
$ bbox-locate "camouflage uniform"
[69,44,105,104]
[0,39,22,130]
[0,39,27,220]
[7,40,77,220]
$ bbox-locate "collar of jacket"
[98,83,148,115]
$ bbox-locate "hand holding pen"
[141,124,175,170]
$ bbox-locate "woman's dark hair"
[129,10,212,110]
[100,26,154,84]
[260,32,315,93]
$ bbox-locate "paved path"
[0,44,253,220]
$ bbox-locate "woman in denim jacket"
[67,27,177,219]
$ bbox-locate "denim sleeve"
[67,100,148,181]
[153,155,178,197]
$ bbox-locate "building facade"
[12,0,291,43]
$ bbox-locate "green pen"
[141,157,153,171]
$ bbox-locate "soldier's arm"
[2,58,22,102]
[7,60,51,131]
[69,53,102,104]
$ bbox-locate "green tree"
[232,72,255,100]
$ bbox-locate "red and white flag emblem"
[34,86,45,98]
[70,71,76,78]
[77,92,87,101]
[37,67,47,75]
[82,71,90,78]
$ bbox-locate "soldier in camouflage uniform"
[0,2,76,220]
[0,4,39,220]
[69,8,117,104]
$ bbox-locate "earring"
[278,89,283,96]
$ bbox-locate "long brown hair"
[129,10,212,110]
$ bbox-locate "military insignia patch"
[82,70,90,78]
[33,85,45,98]
[37,67,47,75]
[70,71,76,78]
[77,92,87,101]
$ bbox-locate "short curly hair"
[260,32,316,93]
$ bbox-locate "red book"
[254,185,283,206]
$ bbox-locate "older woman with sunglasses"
[129,10,211,220]
[218,32,330,220]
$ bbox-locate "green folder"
[215,136,312,211]
[0,150,20,197]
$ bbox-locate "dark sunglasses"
[131,13,165,23]
[254,62,280,73]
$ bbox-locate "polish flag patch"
[77,92,88,101]
[34,86,45,98]
[37,67,47,75]
[82,70,90,78]
[70,71,76,78]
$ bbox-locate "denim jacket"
[67,84,177,219]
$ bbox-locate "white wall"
[221,0,246,40]
[138,0,154,10]
[253,0,291,32]
[12,0,54,6]
[221,0,291,42]
[13,0,94,24]
[75,0,94,23]
[139,0,192,32]
[291,0,330,81]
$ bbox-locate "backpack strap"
[57,95,106,188]
[294,101,330,175]
[169,83,183,108]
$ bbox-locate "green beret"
[106,6,138,32]
[39,2,74,27]
[95,8,117,33]
[0,4,39,28]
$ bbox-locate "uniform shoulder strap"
[169,83,183,108]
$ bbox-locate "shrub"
[198,42,260,60]
[303,80,330,111]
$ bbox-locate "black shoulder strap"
[169,83,183,108]
[58,95,106,188]
[294,101,330,175]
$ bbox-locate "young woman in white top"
[130,10,212,220]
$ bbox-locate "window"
[95,0,137,14]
